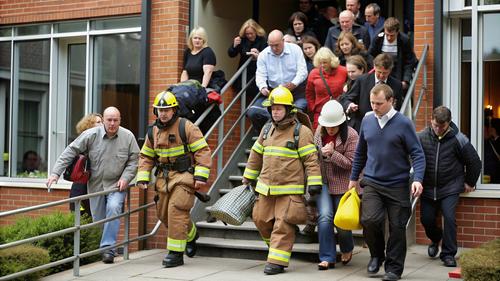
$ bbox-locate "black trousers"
[360,180,411,276]
[420,194,459,259]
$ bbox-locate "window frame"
[0,17,140,185]
[444,0,500,191]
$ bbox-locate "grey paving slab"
[42,246,464,281]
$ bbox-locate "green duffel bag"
[208,185,256,225]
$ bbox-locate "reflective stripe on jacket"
[137,117,211,191]
[244,116,322,195]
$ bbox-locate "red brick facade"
[1,0,499,253]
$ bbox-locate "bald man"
[47,106,140,264]
[249,30,308,131]
[324,10,370,52]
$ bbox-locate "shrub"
[460,238,500,281]
[0,244,50,280]
[0,212,102,274]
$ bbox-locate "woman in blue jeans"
[313,100,359,270]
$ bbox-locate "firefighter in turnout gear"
[242,86,322,275]
[137,91,211,268]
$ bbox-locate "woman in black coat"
[228,19,267,104]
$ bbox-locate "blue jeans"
[89,191,126,253]
[246,96,308,132]
[317,184,354,263]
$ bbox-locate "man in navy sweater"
[349,84,426,281]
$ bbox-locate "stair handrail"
[400,44,430,122]
[0,184,159,281]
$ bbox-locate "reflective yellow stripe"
[155,145,186,157]
[262,236,270,246]
[263,146,299,158]
[187,223,197,242]
[252,142,264,154]
[307,175,322,186]
[298,144,317,157]
[255,181,304,195]
[137,170,150,182]
[140,144,156,157]
[167,237,186,251]
[189,138,208,152]
[268,248,291,263]
[243,168,260,180]
[194,166,210,179]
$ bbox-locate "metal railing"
[0,184,161,281]
[0,57,258,280]
[194,57,256,175]
[400,44,430,122]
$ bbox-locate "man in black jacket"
[340,53,403,132]
[324,10,371,52]
[418,106,481,267]
[368,17,417,91]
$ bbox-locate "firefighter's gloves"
[137,181,149,190]
[307,185,322,207]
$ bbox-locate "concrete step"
[196,221,318,243]
[228,175,243,186]
[196,237,319,262]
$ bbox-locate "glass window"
[16,24,51,36]
[482,13,500,185]
[93,33,140,136]
[483,0,500,4]
[13,40,50,178]
[67,44,87,143]
[0,42,11,177]
[461,19,472,138]
[0,28,12,37]
[55,21,86,33]
[465,0,472,6]
[91,17,141,30]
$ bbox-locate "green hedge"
[0,212,102,275]
[0,245,50,280]
[460,238,500,281]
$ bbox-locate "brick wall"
[0,0,141,24]
[415,198,500,248]
[413,0,435,132]
[0,186,143,251]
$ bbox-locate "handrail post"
[124,188,130,260]
[217,103,224,175]
[240,67,247,140]
[73,200,81,277]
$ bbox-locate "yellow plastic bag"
[333,188,362,230]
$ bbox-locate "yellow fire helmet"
[153,91,178,109]
[262,86,294,107]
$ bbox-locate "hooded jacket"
[418,122,481,200]
[243,114,322,195]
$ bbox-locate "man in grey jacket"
[46,106,140,264]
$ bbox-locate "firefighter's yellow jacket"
[137,117,211,191]
[243,115,322,195]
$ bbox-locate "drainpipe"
[433,0,443,107]
[138,0,152,250]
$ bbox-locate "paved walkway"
[43,245,462,281]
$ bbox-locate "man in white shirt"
[248,30,308,131]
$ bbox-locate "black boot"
[162,251,184,268]
[264,262,285,275]
[185,233,199,258]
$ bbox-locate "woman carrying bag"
[314,100,359,270]
[305,47,347,131]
